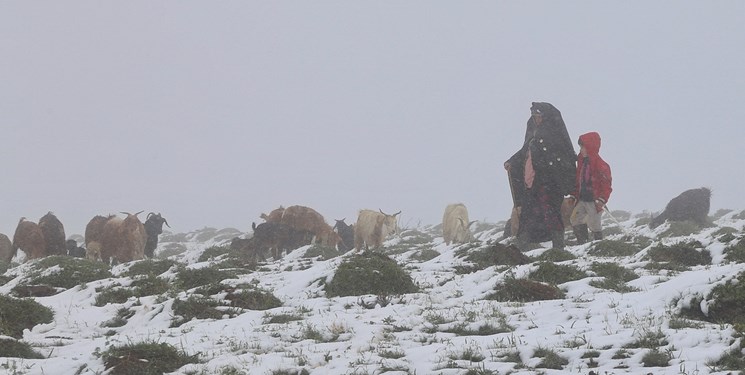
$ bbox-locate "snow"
[2,211,745,375]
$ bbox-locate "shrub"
[410,248,440,262]
[588,240,640,257]
[589,267,638,293]
[660,220,705,237]
[174,266,237,290]
[455,243,530,273]
[22,256,111,289]
[0,338,44,359]
[528,262,587,285]
[691,271,745,325]
[590,262,638,282]
[130,274,171,296]
[647,241,712,267]
[533,347,568,370]
[537,248,576,262]
[324,252,418,297]
[641,349,671,367]
[124,259,178,277]
[101,307,135,328]
[303,245,342,260]
[486,278,565,302]
[95,286,135,306]
[0,295,54,338]
[101,341,199,375]
[226,289,282,310]
[171,296,236,327]
[724,237,745,263]
[198,245,232,262]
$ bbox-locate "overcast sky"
[2,2,744,235]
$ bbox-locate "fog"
[2,1,744,235]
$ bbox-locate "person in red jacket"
[568,132,612,243]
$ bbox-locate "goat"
[144,212,170,258]
[12,218,46,260]
[39,212,66,256]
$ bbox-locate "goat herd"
[0,202,475,266]
[0,187,713,266]
[0,212,169,265]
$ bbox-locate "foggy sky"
[2,1,744,236]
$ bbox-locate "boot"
[551,231,565,250]
[573,224,589,244]
[592,231,603,241]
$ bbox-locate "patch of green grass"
[379,348,406,359]
[709,347,745,372]
[660,220,706,237]
[302,245,342,260]
[647,241,712,267]
[532,347,568,370]
[95,275,172,306]
[410,248,440,262]
[263,312,304,324]
[226,289,282,310]
[101,307,135,328]
[589,262,639,292]
[441,322,513,336]
[198,245,232,262]
[0,338,44,359]
[101,341,199,375]
[590,262,639,282]
[324,252,418,297]
[130,274,171,296]
[624,328,668,349]
[641,349,671,367]
[95,285,135,306]
[581,350,601,359]
[124,259,178,277]
[171,295,237,327]
[588,240,641,257]
[485,277,565,302]
[537,248,576,262]
[724,237,745,263]
[0,295,54,338]
[174,266,237,290]
[528,262,588,285]
[23,256,112,289]
[691,271,745,325]
[454,243,530,274]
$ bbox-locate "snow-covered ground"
[2,210,744,375]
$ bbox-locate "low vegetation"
[19,256,112,289]
[324,252,418,297]
[100,341,199,375]
[0,294,54,338]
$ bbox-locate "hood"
[579,132,601,155]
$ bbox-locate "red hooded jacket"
[571,132,612,211]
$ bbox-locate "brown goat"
[12,218,46,260]
[85,215,115,261]
[279,205,340,247]
[99,212,147,264]
[260,206,285,223]
[39,212,66,256]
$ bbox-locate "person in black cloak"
[504,102,576,249]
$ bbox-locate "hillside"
[2,210,745,375]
